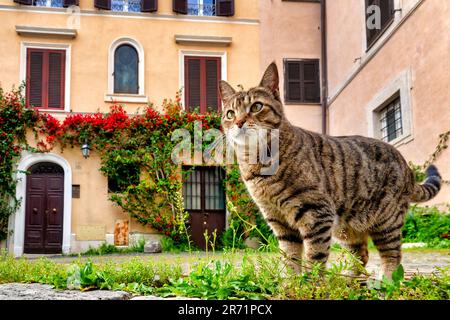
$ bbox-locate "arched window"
[114,44,139,94]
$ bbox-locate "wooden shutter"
[205,58,221,112]
[14,0,33,4]
[302,60,320,103]
[94,0,111,10]
[141,0,157,12]
[63,0,79,7]
[47,52,65,109]
[216,0,234,17]
[380,0,394,28]
[284,59,320,103]
[366,0,394,47]
[365,0,378,46]
[27,50,44,108]
[285,61,302,102]
[26,49,65,109]
[173,0,187,14]
[185,58,201,112]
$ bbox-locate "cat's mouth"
[227,126,260,147]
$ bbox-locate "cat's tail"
[411,165,442,202]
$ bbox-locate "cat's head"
[219,62,285,143]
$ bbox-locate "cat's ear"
[219,80,236,105]
[259,62,279,95]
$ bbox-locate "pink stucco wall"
[327,0,450,205]
[259,0,322,132]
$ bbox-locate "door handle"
[52,208,57,214]
[33,208,38,214]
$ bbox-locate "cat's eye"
[250,103,263,113]
[226,110,235,120]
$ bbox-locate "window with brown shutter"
[63,0,79,7]
[185,56,221,113]
[26,48,65,110]
[365,0,394,48]
[216,0,234,16]
[14,0,78,7]
[173,0,187,14]
[14,0,33,5]
[95,0,111,10]
[283,59,320,104]
[141,0,157,12]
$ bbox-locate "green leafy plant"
[368,265,405,299]
[0,86,43,240]
[1,250,449,300]
[403,205,450,248]
[0,87,225,245]
[158,259,268,300]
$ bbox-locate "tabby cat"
[219,62,442,278]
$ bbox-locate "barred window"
[380,96,402,142]
[182,167,225,211]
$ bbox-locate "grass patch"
[1,250,448,300]
[67,239,146,257]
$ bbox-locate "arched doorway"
[24,162,65,254]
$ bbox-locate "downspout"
[321,0,328,135]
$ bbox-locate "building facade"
[0,0,260,255]
[325,0,450,206]
[1,0,448,256]
[260,0,449,206]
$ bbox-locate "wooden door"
[24,162,64,254]
[182,166,226,250]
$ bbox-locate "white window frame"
[105,37,147,103]
[366,69,413,147]
[20,42,71,113]
[179,49,227,111]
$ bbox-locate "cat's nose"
[236,118,246,128]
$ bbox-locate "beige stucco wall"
[327,0,450,205]
[0,1,261,252]
[259,0,322,132]
[0,1,260,113]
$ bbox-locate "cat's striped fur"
[219,62,442,278]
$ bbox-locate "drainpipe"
[321,0,328,135]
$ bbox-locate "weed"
[0,250,448,300]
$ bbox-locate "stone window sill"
[104,94,149,104]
